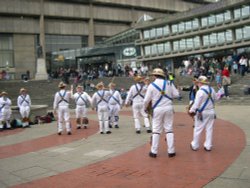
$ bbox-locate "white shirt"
[17,94,31,108]
[108,89,123,105]
[92,90,111,108]
[72,92,92,106]
[53,89,71,109]
[189,85,216,113]
[0,97,12,111]
[125,83,147,105]
[144,78,179,109]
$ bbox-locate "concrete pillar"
[88,3,95,47]
[35,0,48,80]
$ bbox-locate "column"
[35,0,48,80]
[88,3,95,47]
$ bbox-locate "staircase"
[0,74,249,109]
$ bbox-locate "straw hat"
[108,82,116,88]
[95,82,104,89]
[20,88,27,93]
[133,75,144,82]
[58,82,66,88]
[150,68,165,77]
[1,91,8,96]
[197,75,209,84]
[76,85,83,89]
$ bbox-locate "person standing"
[17,88,31,128]
[144,68,180,158]
[91,82,112,134]
[222,66,231,99]
[0,91,12,131]
[125,75,151,134]
[188,76,217,151]
[108,82,123,128]
[53,82,72,135]
[72,85,92,129]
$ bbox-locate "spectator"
[222,66,231,99]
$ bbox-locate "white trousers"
[19,106,30,127]
[191,110,215,150]
[57,106,71,133]
[132,103,150,130]
[97,106,109,133]
[109,104,120,126]
[75,105,87,118]
[151,106,175,154]
[19,106,30,118]
[0,108,11,129]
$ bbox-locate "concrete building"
[0,0,210,79]
[135,0,250,70]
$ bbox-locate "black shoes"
[77,126,81,129]
[168,153,176,158]
[100,132,104,134]
[204,147,211,152]
[147,129,152,133]
[84,126,87,129]
[115,125,119,128]
[109,125,113,128]
[106,131,112,134]
[67,132,72,135]
[149,152,157,158]
[58,132,62,135]
[136,130,141,134]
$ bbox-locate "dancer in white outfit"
[92,82,112,134]
[144,68,180,158]
[108,82,123,129]
[17,88,31,128]
[189,76,217,151]
[125,75,151,134]
[53,82,72,135]
[0,91,12,130]
[72,85,92,129]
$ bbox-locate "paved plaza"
[0,105,249,188]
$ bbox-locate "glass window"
[178,22,185,33]
[217,32,225,44]
[234,8,241,19]
[243,26,250,39]
[186,38,193,49]
[151,44,157,55]
[172,24,178,34]
[157,43,164,54]
[185,21,192,31]
[242,6,250,18]
[225,30,233,42]
[156,27,163,38]
[179,39,186,50]
[0,35,14,68]
[163,26,169,36]
[203,35,209,46]
[164,42,171,53]
[208,15,216,26]
[150,28,156,39]
[194,36,200,48]
[192,19,199,29]
[236,28,243,40]
[144,45,151,56]
[210,33,217,44]
[224,11,231,22]
[173,41,179,51]
[143,30,150,40]
[201,17,208,27]
[216,13,224,24]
